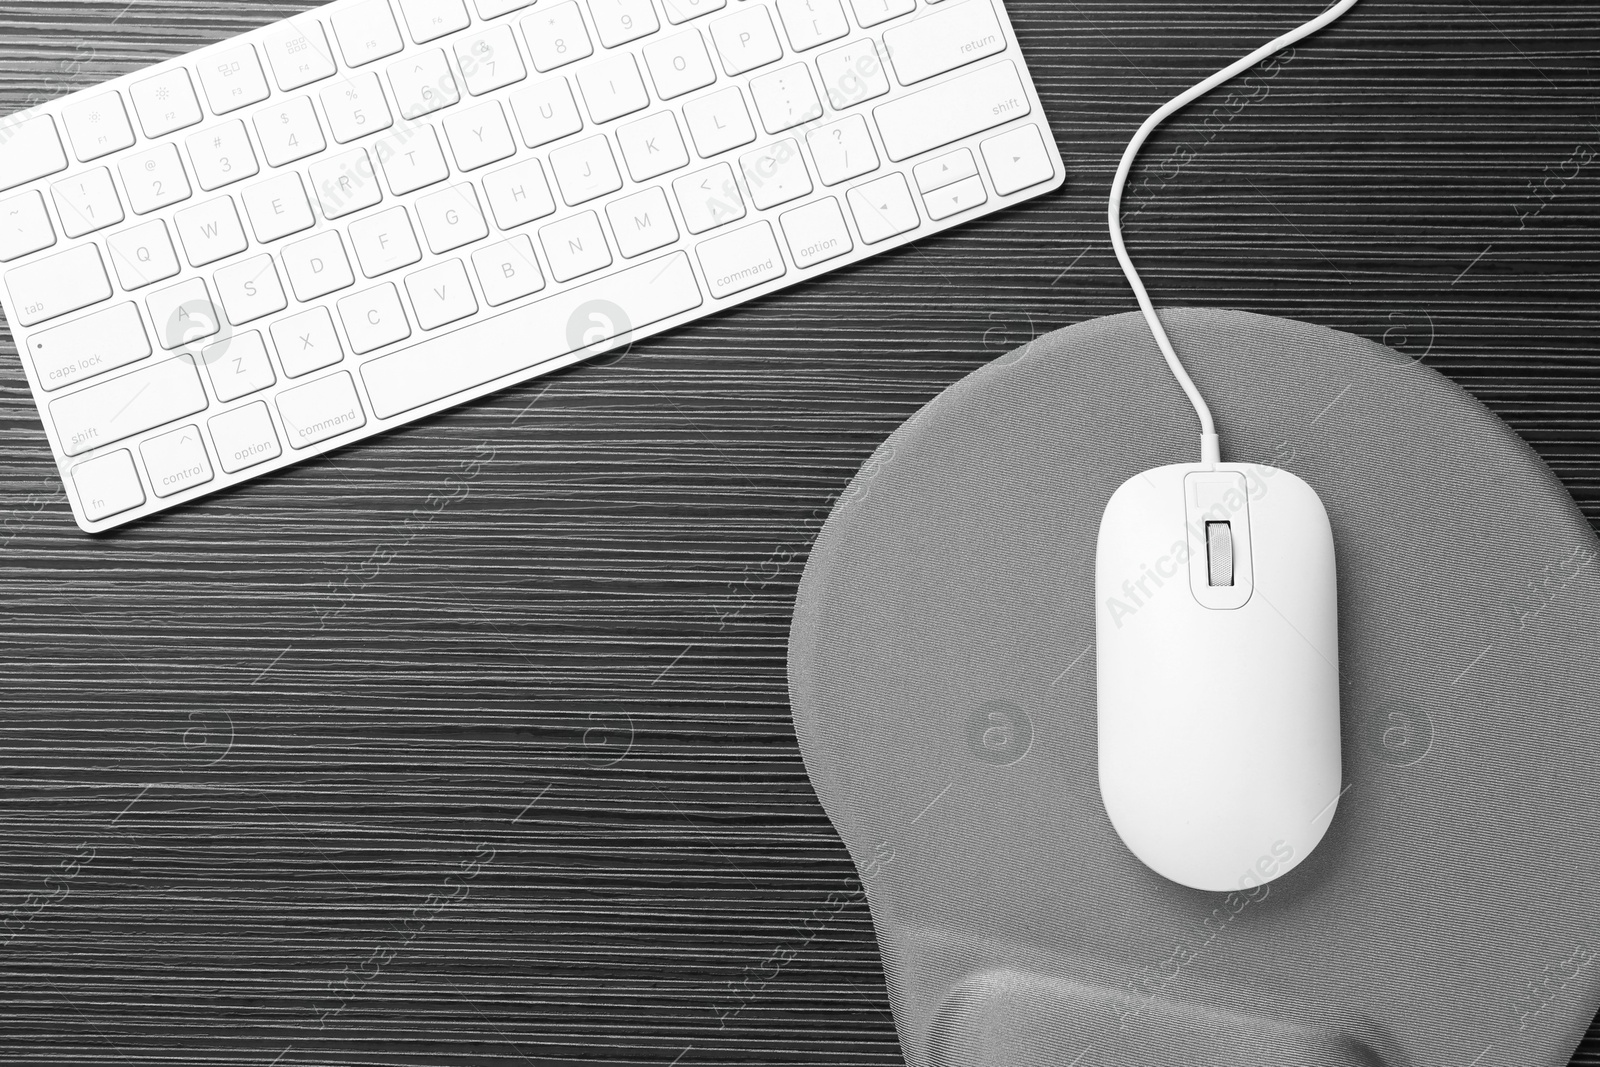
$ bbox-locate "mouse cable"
[1108,0,1362,465]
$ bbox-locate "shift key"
[872,59,1029,162]
[51,354,208,456]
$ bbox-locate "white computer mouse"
[1095,462,1342,893]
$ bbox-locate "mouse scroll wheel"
[1205,521,1235,587]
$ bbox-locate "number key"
[454,26,528,96]
[119,143,193,215]
[320,72,395,143]
[186,120,260,191]
[522,3,594,72]
[253,96,327,167]
[589,0,661,48]
[388,49,460,119]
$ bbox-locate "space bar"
[361,252,703,419]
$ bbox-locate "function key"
[72,449,146,523]
[62,93,137,162]
[130,68,204,138]
[398,0,472,43]
[331,0,407,67]
[263,21,339,91]
[0,114,69,193]
[475,0,537,16]
[199,44,273,115]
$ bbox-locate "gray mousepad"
[788,309,1600,1067]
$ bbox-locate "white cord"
[1108,0,1362,465]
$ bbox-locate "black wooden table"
[2,2,1598,1064]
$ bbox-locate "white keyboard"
[0,0,1062,532]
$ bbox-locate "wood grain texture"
[2,2,1599,1064]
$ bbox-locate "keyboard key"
[980,123,1055,195]
[549,134,623,205]
[389,50,461,119]
[780,195,852,268]
[475,0,537,16]
[874,60,1029,161]
[472,235,546,305]
[263,20,338,91]
[807,114,878,185]
[482,157,557,228]
[146,278,220,349]
[174,197,248,267]
[539,210,612,281]
[883,0,1005,85]
[740,139,812,210]
[62,92,136,162]
[416,184,490,253]
[399,0,471,43]
[140,424,214,498]
[51,354,208,456]
[815,39,889,109]
[455,26,528,95]
[253,97,326,167]
[277,371,367,449]
[617,111,690,181]
[923,173,986,219]
[913,147,977,192]
[5,244,112,327]
[338,283,413,353]
[271,306,345,377]
[331,0,406,67]
[72,450,145,522]
[661,0,726,25]
[321,72,395,143]
[28,303,151,392]
[848,0,915,28]
[590,0,661,48]
[199,45,272,115]
[310,148,384,218]
[282,230,356,300]
[106,220,180,290]
[709,7,783,75]
[376,126,450,194]
[51,168,124,238]
[750,64,824,134]
[576,53,650,124]
[187,120,260,191]
[606,186,679,258]
[361,252,702,418]
[523,4,595,72]
[0,190,55,263]
[776,0,848,51]
[643,30,717,100]
[351,206,423,277]
[682,86,755,157]
[0,115,67,194]
[241,172,316,243]
[443,100,518,171]
[209,401,281,473]
[120,143,192,215]
[510,77,584,148]
[406,259,479,329]
[215,254,289,324]
[129,69,204,139]
[202,329,276,400]
[672,162,744,233]
[847,172,919,243]
[696,219,785,298]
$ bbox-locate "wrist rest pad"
[788,309,1600,1067]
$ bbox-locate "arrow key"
[913,147,978,194]
[980,122,1056,196]
[140,423,214,498]
[923,173,987,221]
[846,172,918,244]
[0,190,55,263]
